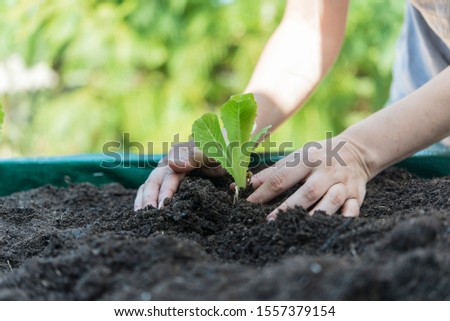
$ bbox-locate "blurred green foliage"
[0,103,3,133]
[0,0,404,156]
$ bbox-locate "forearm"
[246,18,324,132]
[246,0,349,132]
[341,66,450,179]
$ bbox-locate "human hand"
[134,141,224,211]
[247,135,372,220]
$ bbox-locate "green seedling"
[192,93,271,202]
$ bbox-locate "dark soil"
[0,167,449,300]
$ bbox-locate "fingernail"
[266,213,276,221]
[158,201,163,209]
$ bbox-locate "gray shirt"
[412,0,450,46]
[387,0,450,105]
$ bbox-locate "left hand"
[246,135,372,220]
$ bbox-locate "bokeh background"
[0,0,404,157]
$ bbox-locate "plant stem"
[233,187,239,204]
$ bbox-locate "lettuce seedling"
[192,93,271,201]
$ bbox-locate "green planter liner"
[0,150,449,197]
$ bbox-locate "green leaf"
[220,93,257,188]
[192,112,233,177]
[249,124,271,149]
[192,93,272,192]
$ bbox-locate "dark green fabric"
[0,151,448,196]
[395,143,450,178]
[0,154,160,196]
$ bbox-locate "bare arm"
[248,66,450,218]
[342,66,450,179]
[246,0,350,132]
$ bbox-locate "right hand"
[134,141,225,211]
[246,135,371,219]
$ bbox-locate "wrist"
[336,131,380,181]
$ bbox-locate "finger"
[266,175,332,220]
[201,166,226,177]
[249,166,278,189]
[341,198,360,217]
[141,169,165,209]
[308,183,347,215]
[158,171,185,209]
[249,151,302,188]
[247,164,312,203]
[248,163,334,205]
[357,184,366,206]
[142,181,160,209]
[168,142,218,173]
[168,143,198,172]
[134,185,144,211]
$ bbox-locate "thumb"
[167,142,203,173]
